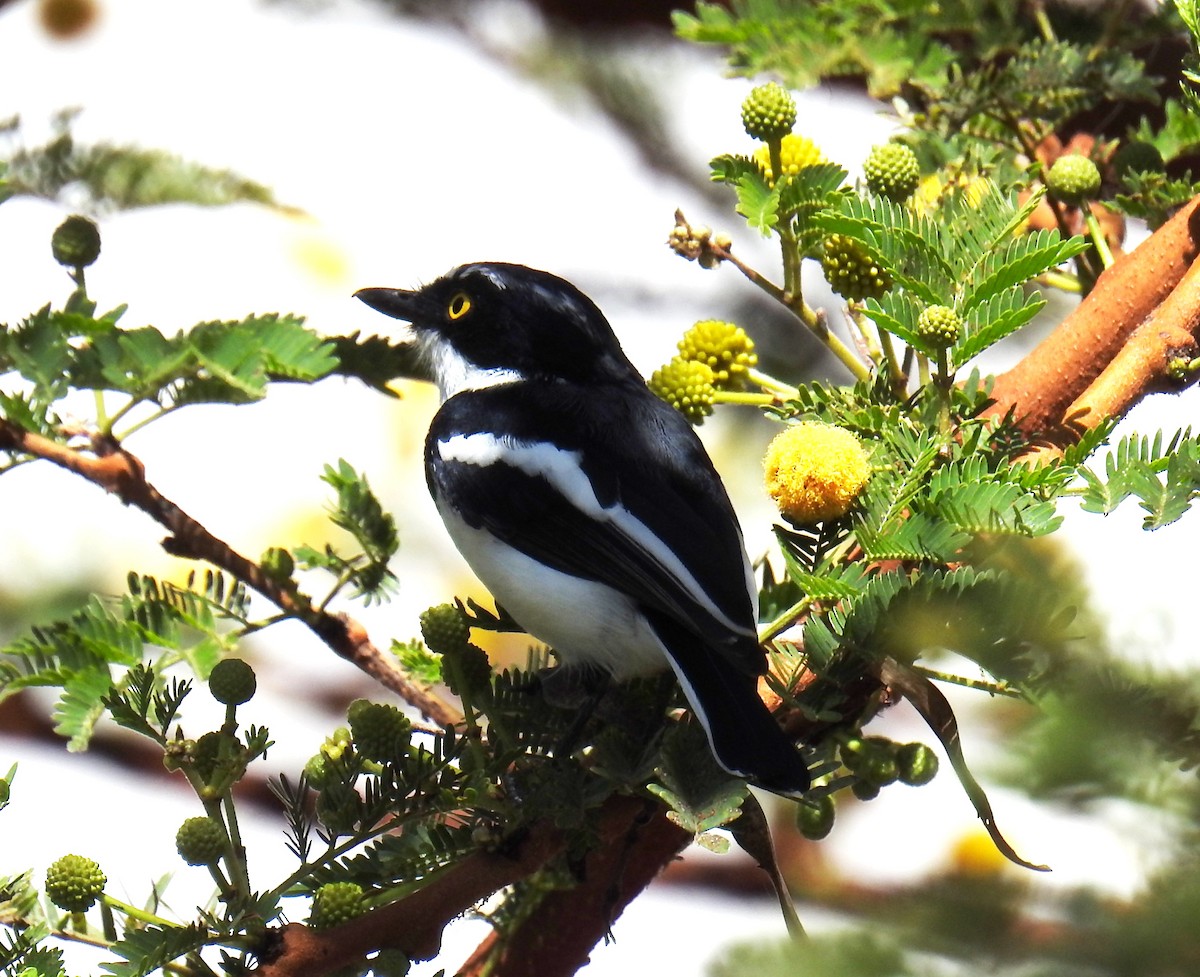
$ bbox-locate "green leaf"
[320,460,400,602]
[1076,428,1200,527]
[5,115,285,213]
[54,665,118,752]
[733,171,780,236]
[959,229,1087,314]
[326,331,428,391]
[954,286,1046,363]
[932,479,1063,537]
[101,924,215,977]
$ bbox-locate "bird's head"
[355,262,639,398]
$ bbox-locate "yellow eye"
[448,292,472,320]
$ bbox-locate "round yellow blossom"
[754,133,825,183]
[763,422,871,524]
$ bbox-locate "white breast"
[434,498,669,679]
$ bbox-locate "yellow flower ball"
[753,133,825,183]
[763,422,871,524]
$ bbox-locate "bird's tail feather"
[647,613,810,796]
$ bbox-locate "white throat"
[421,334,524,400]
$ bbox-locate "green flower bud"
[916,304,963,349]
[677,320,757,388]
[418,603,471,656]
[861,752,899,787]
[308,881,366,931]
[208,658,257,706]
[741,82,797,142]
[1112,140,1164,182]
[647,358,716,425]
[347,698,412,763]
[863,143,921,202]
[304,751,332,787]
[820,233,891,302]
[175,816,227,866]
[1046,154,1101,205]
[51,215,101,269]
[45,854,106,912]
[839,737,868,771]
[896,741,939,786]
[795,795,836,840]
[850,778,880,802]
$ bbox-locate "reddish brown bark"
[458,800,692,977]
[986,195,1200,441]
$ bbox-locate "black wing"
[426,381,763,677]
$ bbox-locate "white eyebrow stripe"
[436,431,756,639]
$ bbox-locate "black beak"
[354,287,433,323]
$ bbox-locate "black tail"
[647,612,810,796]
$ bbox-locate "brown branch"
[458,798,692,977]
[1060,252,1200,436]
[985,194,1200,441]
[256,795,680,977]
[0,419,462,727]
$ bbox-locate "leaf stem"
[103,893,179,929]
[759,595,814,643]
[1083,207,1115,269]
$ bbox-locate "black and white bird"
[355,262,809,796]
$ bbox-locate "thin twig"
[0,419,463,727]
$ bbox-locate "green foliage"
[0,571,246,750]
[297,460,400,603]
[675,1,993,98]
[1076,429,1200,528]
[1,112,283,213]
[924,39,1156,149]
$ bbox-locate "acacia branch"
[985,195,1200,442]
[1061,254,1200,435]
[458,799,692,977]
[0,419,462,727]
[255,795,681,977]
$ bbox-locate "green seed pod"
[45,854,106,912]
[1046,154,1102,205]
[896,741,939,785]
[741,82,797,142]
[863,143,921,202]
[795,794,836,840]
[839,737,868,771]
[861,752,899,787]
[208,658,257,706]
[175,816,227,866]
[647,358,716,425]
[51,215,101,269]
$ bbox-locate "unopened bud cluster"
[820,233,892,302]
[741,82,797,142]
[648,359,716,425]
[668,216,732,269]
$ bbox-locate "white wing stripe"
[436,432,756,638]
